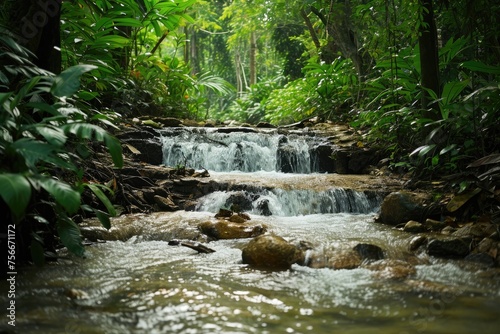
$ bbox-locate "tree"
[418,0,440,118]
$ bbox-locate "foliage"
[0,34,122,263]
[264,57,358,124]
[60,0,200,117]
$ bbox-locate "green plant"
[0,34,123,264]
[60,0,197,117]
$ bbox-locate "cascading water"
[196,188,382,216]
[160,127,317,173]
[6,126,500,334]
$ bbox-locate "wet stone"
[409,235,428,251]
[353,243,384,261]
[403,220,426,233]
[242,235,304,270]
[424,218,446,231]
[427,237,471,258]
[464,253,496,267]
[198,220,267,240]
[378,192,427,226]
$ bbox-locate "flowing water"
[2,128,500,334]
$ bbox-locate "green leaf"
[89,35,131,49]
[10,138,56,169]
[441,79,470,107]
[35,125,67,147]
[85,183,117,217]
[61,123,123,168]
[51,65,98,97]
[95,210,111,229]
[104,135,123,168]
[440,144,457,155]
[0,174,31,223]
[35,176,81,214]
[461,61,500,75]
[57,216,85,257]
[410,144,436,157]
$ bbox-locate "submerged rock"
[353,243,385,261]
[364,259,416,280]
[241,234,304,270]
[308,247,362,270]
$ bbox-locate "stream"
[2,128,500,333]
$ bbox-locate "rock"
[364,259,416,280]
[256,122,276,128]
[198,220,267,240]
[256,198,272,216]
[65,288,89,300]
[473,238,499,265]
[153,195,179,211]
[310,144,335,173]
[441,226,456,235]
[377,192,428,226]
[225,192,254,212]
[464,253,495,267]
[424,218,446,231]
[215,208,233,219]
[409,235,428,251]
[277,144,300,173]
[403,220,426,233]
[308,248,362,270]
[330,147,381,174]
[353,243,384,261]
[238,212,251,221]
[427,237,471,258]
[242,235,304,270]
[229,214,246,224]
[452,223,497,239]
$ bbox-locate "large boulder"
[377,192,428,226]
[242,234,304,270]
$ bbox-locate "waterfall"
[195,188,382,216]
[160,128,319,173]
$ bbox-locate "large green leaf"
[35,125,68,147]
[62,123,123,168]
[461,61,500,75]
[10,138,56,169]
[51,65,98,98]
[0,173,31,223]
[441,79,470,107]
[35,176,81,214]
[57,216,85,257]
[85,183,117,217]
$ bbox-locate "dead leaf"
[446,188,482,212]
[124,143,141,154]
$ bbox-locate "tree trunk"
[300,8,321,51]
[11,0,62,74]
[249,31,257,85]
[309,3,371,80]
[418,0,440,119]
